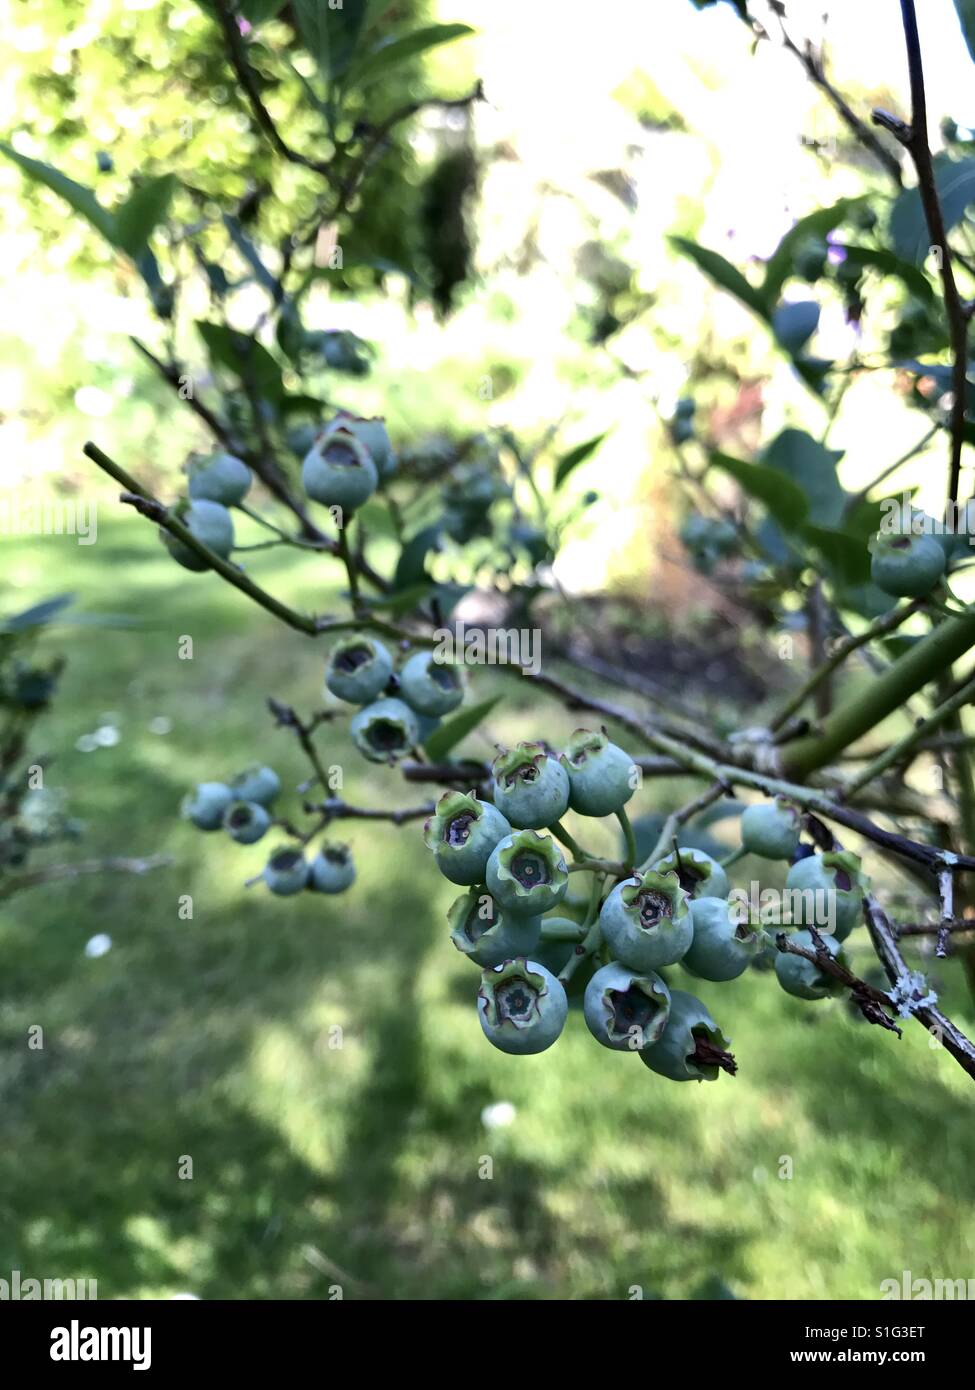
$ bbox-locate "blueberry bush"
[9,0,975,1087]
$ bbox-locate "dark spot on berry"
[511,851,550,889]
[496,978,538,1022]
[834,868,852,892]
[271,849,303,871]
[335,644,372,673]
[366,718,407,753]
[608,985,661,1038]
[324,847,348,865]
[891,537,912,550]
[464,900,497,944]
[429,663,459,691]
[688,1027,737,1076]
[229,806,252,828]
[322,440,363,469]
[445,812,476,846]
[636,889,671,928]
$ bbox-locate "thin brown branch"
[0,853,172,901]
[775,927,902,1034]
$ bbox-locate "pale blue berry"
[334,412,397,480]
[302,424,377,511]
[223,800,271,844]
[477,958,568,1054]
[229,764,280,807]
[583,961,671,1051]
[740,796,801,861]
[651,846,729,900]
[349,697,419,763]
[448,888,541,967]
[187,451,252,506]
[423,791,512,885]
[162,499,234,571]
[309,845,356,894]
[181,781,233,831]
[491,742,569,830]
[486,829,569,917]
[398,650,465,718]
[325,634,393,705]
[869,532,945,598]
[599,869,692,971]
[785,850,866,940]
[639,990,736,1082]
[559,728,636,818]
[262,847,309,895]
[775,929,840,999]
[683,896,766,982]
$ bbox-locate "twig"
[875,1,970,504]
[0,853,172,901]
[938,866,955,959]
[842,672,975,797]
[775,926,902,1034]
[312,797,434,827]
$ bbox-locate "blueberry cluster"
[162,452,253,571]
[324,634,464,762]
[180,762,356,897]
[424,760,870,1078]
[301,413,397,513]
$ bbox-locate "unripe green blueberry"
[486,829,569,917]
[229,764,280,807]
[639,989,735,1082]
[423,791,512,885]
[181,781,233,831]
[775,929,840,999]
[262,846,309,895]
[559,728,637,818]
[477,958,568,1055]
[223,799,271,845]
[349,697,419,763]
[398,650,465,718]
[599,869,692,971]
[187,451,252,506]
[651,846,729,900]
[448,887,541,967]
[302,424,378,511]
[740,796,802,860]
[773,299,821,355]
[682,896,766,982]
[162,499,235,571]
[785,849,867,940]
[334,412,397,480]
[583,961,671,1051]
[325,634,393,705]
[309,844,356,894]
[869,532,945,598]
[491,742,570,829]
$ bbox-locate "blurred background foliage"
[2,0,975,1300]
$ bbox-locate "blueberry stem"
[720,846,746,870]
[616,807,637,870]
[548,820,589,863]
[558,873,604,985]
[540,917,587,942]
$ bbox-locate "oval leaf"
[424,695,502,760]
[710,452,809,530]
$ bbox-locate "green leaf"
[223,214,280,296]
[241,0,289,21]
[424,696,502,760]
[669,236,769,319]
[113,174,177,257]
[196,321,285,401]
[352,23,475,84]
[710,452,809,530]
[1,593,75,634]
[393,523,442,590]
[293,0,369,80]
[890,156,975,263]
[0,143,117,245]
[772,300,820,355]
[800,524,871,584]
[554,432,609,490]
[762,199,861,305]
[761,428,847,526]
[953,0,975,65]
[840,244,935,302]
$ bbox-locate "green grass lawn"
[1,516,973,1301]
